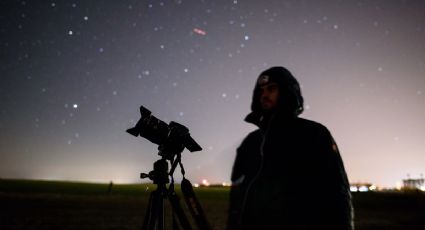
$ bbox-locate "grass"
[1,179,425,229]
[0,179,149,196]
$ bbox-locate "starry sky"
[1,0,425,188]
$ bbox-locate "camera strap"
[168,153,211,230]
[181,178,212,230]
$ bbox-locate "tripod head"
[140,159,169,185]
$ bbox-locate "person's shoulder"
[295,117,333,137]
[239,129,262,147]
[296,117,328,130]
[244,129,262,140]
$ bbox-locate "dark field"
[1,179,425,230]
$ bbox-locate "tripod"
[140,157,210,230]
[141,158,191,230]
[126,105,211,230]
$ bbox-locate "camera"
[126,106,202,159]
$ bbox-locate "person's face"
[259,83,279,111]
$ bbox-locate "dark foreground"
[1,179,425,230]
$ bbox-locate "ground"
[1,179,424,229]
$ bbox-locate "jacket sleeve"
[317,128,354,230]
[226,145,247,230]
[226,131,261,230]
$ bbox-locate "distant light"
[369,185,377,191]
[194,183,199,188]
[244,35,249,41]
[420,186,425,192]
[68,30,73,35]
[222,182,230,187]
[73,104,78,109]
[202,179,210,186]
[350,186,358,192]
[359,186,369,192]
[84,16,88,21]
[396,181,403,190]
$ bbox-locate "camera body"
[127,106,202,159]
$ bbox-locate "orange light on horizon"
[395,181,403,190]
[201,179,210,186]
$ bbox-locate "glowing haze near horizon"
[1,0,425,188]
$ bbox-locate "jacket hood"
[245,66,304,126]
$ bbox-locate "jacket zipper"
[239,114,275,223]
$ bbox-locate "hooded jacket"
[227,67,354,230]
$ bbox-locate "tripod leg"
[168,191,193,230]
[142,190,163,230]
[142,191,154,230]
[157,192,164,230]
[172,214,182,230]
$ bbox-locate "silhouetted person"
[107,181,113,194]
[226,67,354,230]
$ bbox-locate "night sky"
[1,0,425,188]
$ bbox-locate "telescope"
[126,106,202,160]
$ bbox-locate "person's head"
[251,66,304,117]
[259,81,279,111]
